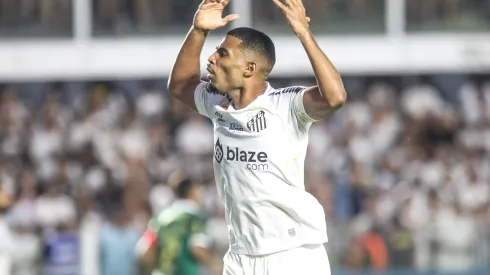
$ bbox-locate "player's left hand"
[271,0,311,37]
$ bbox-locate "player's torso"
[212,96,300,196]
[210,95,327,255]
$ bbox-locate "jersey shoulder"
[265,85,308,112]
[195,82,233,117]
[267,86,307,97]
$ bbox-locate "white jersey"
[194,82,328,256]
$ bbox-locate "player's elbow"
[327,89,347,109]
[167,77,182,98]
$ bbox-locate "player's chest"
[211,107,287,167]
[211,107,282,140]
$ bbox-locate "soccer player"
[136,175,212,275]
[167,0,347,274]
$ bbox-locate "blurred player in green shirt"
[136,174,212,275]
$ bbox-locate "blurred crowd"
[0,0,72,36]
[1,0,490,37]
[0,75,490,275]
[406,0,490,30]
[309,76,490,271]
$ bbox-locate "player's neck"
[229,81,268,110]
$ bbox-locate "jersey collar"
[223,82,274,112]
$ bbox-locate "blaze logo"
[215,139,224,163]
[214,140,269,171]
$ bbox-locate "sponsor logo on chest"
[214,139,269,171]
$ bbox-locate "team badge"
[247,110,267,132]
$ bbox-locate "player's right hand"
[193,0,239,31]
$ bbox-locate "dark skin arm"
[272,0,347,120]
[167,0,239,112]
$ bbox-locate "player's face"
[206,36,247,93]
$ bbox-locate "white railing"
[386,0,405,37]
[0,0,489,81]
[73,0,92,42]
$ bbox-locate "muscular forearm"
[168,26,208,96]
[298,31,346,107]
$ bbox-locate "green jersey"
[149,200,209,275]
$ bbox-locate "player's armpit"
[301,86,346,121]
[168,79,202,113]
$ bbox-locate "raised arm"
[272,0,347,120]
[167,0,239,112]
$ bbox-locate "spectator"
[386,217,415,269]
[35,181,77,233]
[432,202,478,271]
[9,219,42,275]
[42,223,80,275]
[99,207,140,275]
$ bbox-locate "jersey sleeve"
[187,215,211,249]
[274,86,319,133]
[194,81,231,118]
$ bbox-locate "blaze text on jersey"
[214,139,269,171]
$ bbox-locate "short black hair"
[227,27,276,74]
[174,178,198,199]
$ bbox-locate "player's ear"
[243,62,257,78]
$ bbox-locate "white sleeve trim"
[194,82,209,117]
[295,89,321,123]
